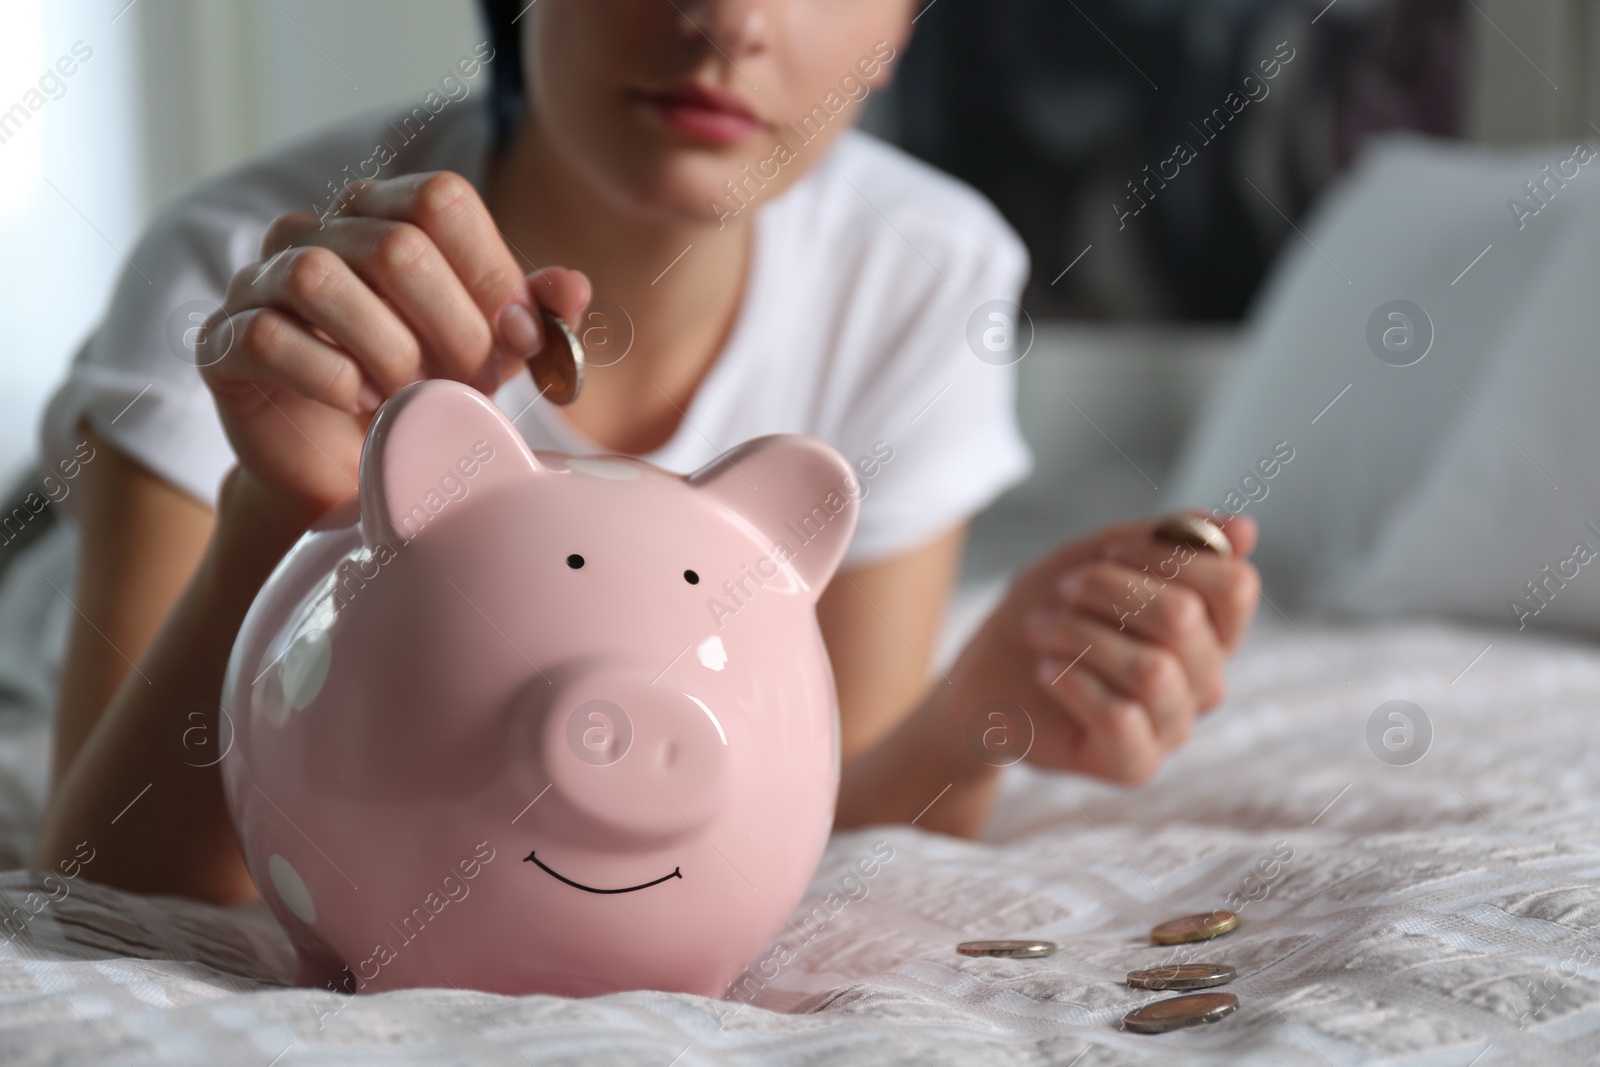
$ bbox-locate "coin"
[1127,963,1236,991]
[956,940,1057,959]
[1150,911,1240,945]
[1122,992,1239,1033]
[1152,515,1233,558]
[530,309,585,405]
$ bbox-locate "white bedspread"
[2,527,1598,1066]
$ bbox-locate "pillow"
[1323,179,1600,633]
[1164,134,1600,624]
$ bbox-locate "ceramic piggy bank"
[220,379,858,997]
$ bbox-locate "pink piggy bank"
[220,378,858,997]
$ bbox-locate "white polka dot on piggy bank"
[269,853,317,924]
[281,628,331,711]
[218,381,854,998]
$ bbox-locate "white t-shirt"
[40,103,1032,566]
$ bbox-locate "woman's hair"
[477,0,526,145]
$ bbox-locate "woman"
[33,0,1259,901]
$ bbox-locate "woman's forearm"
[836,677,1004,838]
[49,428,217,793]
[32,471,313,900]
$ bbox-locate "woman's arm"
[32,467,311,900]
[823,526,998,836]
[817,525,966,762]
[48,428,215,789]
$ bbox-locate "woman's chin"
[614,167,763,231]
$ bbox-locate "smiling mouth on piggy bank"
[524,852,684,895]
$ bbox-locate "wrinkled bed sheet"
[1,527,1598,1066]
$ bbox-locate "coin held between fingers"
[529,309,585,405]
[1152,515,1233,558]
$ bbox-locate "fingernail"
[497,302,541,356]
[1036,658,1064,686]
[1056,571,1086,601]
[355,381,382,414]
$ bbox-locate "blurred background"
[1,0,1594,563]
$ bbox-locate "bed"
[2,517,1599,1065]
[5,137,1600,1065]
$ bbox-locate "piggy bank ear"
[359,380,539,546]
[689,435,859,600]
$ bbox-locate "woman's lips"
[631,83,762,146]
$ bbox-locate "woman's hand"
[200,171,590,523]
[948,514,1261,786]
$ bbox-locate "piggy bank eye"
[683,570,700,585]
[567,554,585,569]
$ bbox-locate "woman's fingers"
[526,265,592,324]
[483,266,596,392]
[1024,609,1197,751]
[261,211,496,386]
[1032,648,1163,784]
[212,173,598,452]
[193,175,598,522]
[226,240,422,395]
[1101,536,1262,651]
[261,196,596,399]
[1211,512,1259,557]
[201,308,370,415]
[331,173,538,358]
[1061,562,1227,709]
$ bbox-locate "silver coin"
[530,309,585,406]
[956,939,1057,959]
[1126,963,1236,991]
[1152,515,1233,557]
[1122,991,1239,1034]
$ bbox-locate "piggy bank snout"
[529,670,733,842]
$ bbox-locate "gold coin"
[530,309,585,406]
[956,940,1057,959]
[1150,910,1240,945]
[1126,963,1236,990]
[1122,991,1239,1033]
[1152,515,1233,557]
